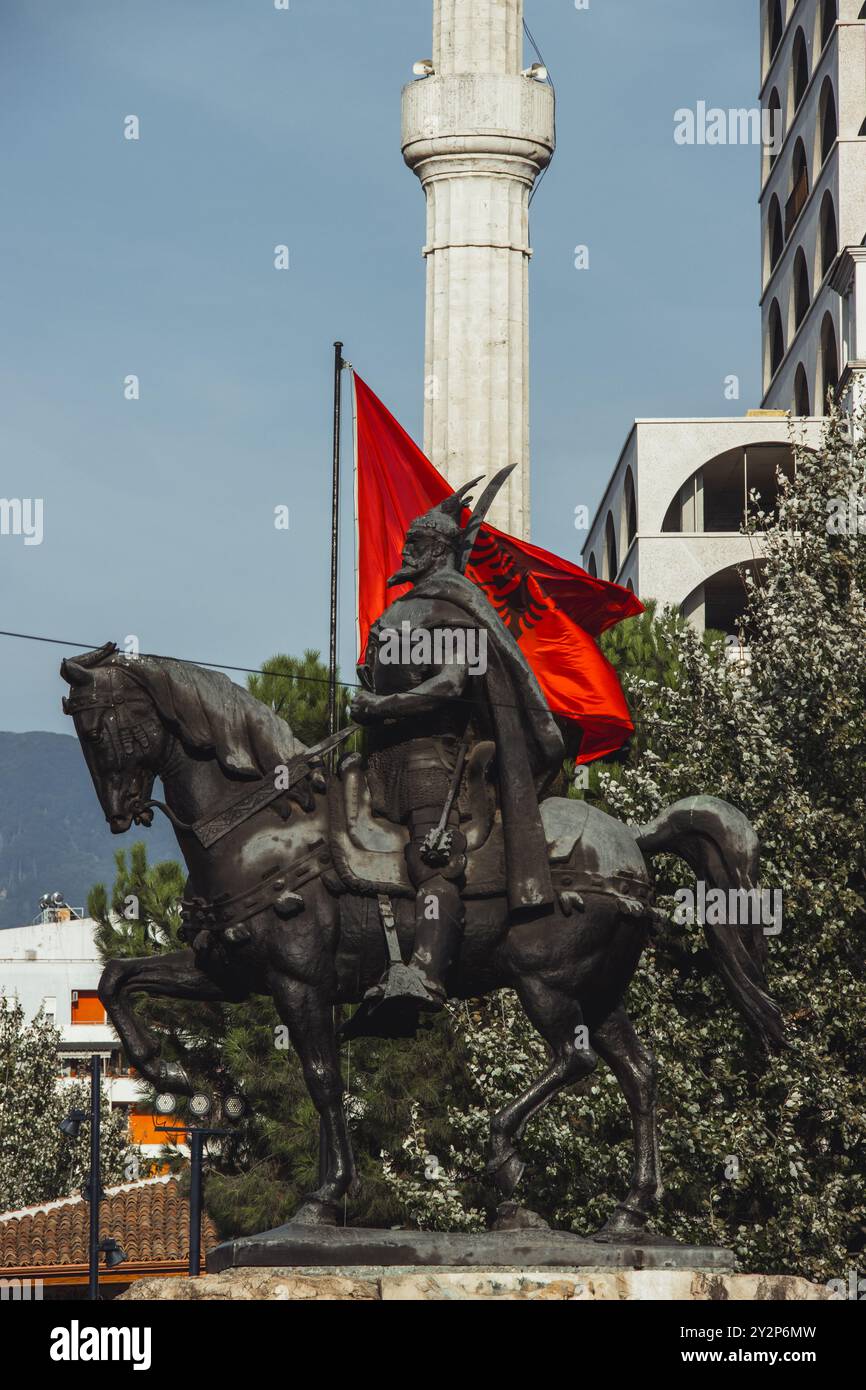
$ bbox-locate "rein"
[141,724,358,848]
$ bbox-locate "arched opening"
[623,468,637,547]
[586,552,598,579]
[604,512,618,582]
[683,563,762,638]
[819,78,837,164]
[769,298,785,376]
[793,247,811,328]
[768,194,784,270]
[820,312,839,404]
[786,139,809,237]
[820,0,837,50]
[769,1,784,60]
[766,88,782,167]
[820,190,838,277]
[792,28,809,110]
[794,362,811,416]
[661,444,794,535]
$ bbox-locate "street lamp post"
[154,1091,244,1276]
[87,1054,101,1301]
[58,1053,126,1301]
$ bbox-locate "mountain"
[0,731,179,929]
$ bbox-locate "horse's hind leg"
[99,949,227,1094]
[489,977,597,1228]
[590,1005,662,1239]
[270,976,358,1226]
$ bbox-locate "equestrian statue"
[61,471,783,1235]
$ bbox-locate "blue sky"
[1,0,760,733]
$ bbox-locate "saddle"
[326,746,591,901]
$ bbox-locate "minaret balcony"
[401,73,554,183]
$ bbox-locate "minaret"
[402,0,555,538]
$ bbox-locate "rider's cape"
[376,569,565,913]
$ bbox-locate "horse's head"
[61,643,171,833]
[62,643,309,835]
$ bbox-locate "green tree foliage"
[246,650,351,746]
[0,998,130,1211]
[382,412,866,1279]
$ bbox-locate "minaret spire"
[402,0,554,539]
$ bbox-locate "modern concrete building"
[583,0,862,631]
[402,0,554,538]
[582,415,815,632]
[0,907,165,1158]
[761,0,866,415]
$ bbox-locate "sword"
[419,732,471,868]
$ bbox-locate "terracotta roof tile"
[0,1179,219,1269]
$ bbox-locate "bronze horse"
[62,643,783,1234]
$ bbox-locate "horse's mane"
[105,652,307,779]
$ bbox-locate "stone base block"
[206,1223,735,1274]
[120,1267,833,1301]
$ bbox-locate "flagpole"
[351,369,360,662]
[328,341,345,741]
[323,342,346,1194]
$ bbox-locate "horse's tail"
[635,795,785,1052]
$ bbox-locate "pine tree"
[246,650,351,745]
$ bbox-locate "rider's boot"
[403,879,463,1008]
[352,879,463,1030]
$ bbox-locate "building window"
[793,248,811,328]
[819,79,837,164]
[820,0,837,50]
[702,564,753,637]
[769,1,784,60]
[794,363,811,415]
[768,195,784,270]
[769,298,785,376]
[666,445,794,537]
[820,190,838,277]
[792,28,809,110]
[623,468,637,547]
[587,552,597,578]
[785,140,809,238]
[604,512,618,582]
[766,88,782,168]
[71,990,106,1025]
[820,312,839,404]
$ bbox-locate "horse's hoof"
[158,1061,193,1095]
[592,1205,650,1242]
[492,1201,550,1232]
[288,1198,340,1227]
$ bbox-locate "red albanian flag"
[353,373,642,763]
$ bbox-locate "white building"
[583,0,863,630]
[402,0,554,538]
[0,910,164,1158]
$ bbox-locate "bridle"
[62,662,187,829]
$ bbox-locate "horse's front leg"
[270,974,358,1225]
[98,949,227,1094]
[591,1005,662,1239]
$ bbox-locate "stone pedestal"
[205,1223,735,1275]
[120,1266,833,1302]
